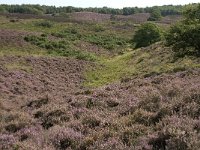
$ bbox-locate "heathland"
[0,4,200,150]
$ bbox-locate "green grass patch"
[0,17,66,33]
[84,52,135,87]
[0,16,133,54]
[0,45,48,57]
[51,27,130,53]
[84,34,128,50]
[24,35,97,61]
[4,62,33,72]
[84,43,200,87]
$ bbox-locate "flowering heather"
[0,53,199,149]
[0,134,16,150]
[48,126,83,149]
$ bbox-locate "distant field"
[0,12,181,24]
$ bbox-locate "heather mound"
[0,56,92,109]
[0,69,199,149]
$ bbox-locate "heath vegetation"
[0,3,200,150]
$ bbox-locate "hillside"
[0,7,200,150]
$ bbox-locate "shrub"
[16,126,43,142]
[24,35,96,61]
[35,21,53,28]
[93,25,105,32]
[133,23,162,48]
[26,98,49,109]
[91,137,127,150]
[129,109,156,126]
[85,34,127,50]
[148,7,162,21]
[183,4,200,23]
[165,4,200,57]
[41,109,70,129]
[51,28,81,41]
[82,116,101,128]
[120,125,148,146]
[0,134,16,150]
[165,23,200,57]
[86,98,95,109]
[106,99,119,107]
[48,126,83,149]
[151,116,200,150]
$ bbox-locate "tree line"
[0,4,191,16]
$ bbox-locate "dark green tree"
[133,23,162,48]
[183,4,200,23]
[148,7,162,21]
[165,4,200,57]
[0,5,7,13]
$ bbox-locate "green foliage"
[85,34,127,50]
[84,43,200,87]
[183,4,200,23]
[148,7,162,21]
[133,23,161,48]
[51,28,81,41]
[35,21,54,28]
[0,4,186,16]
[7,4,43,14]
[92,25,105,32]
[24,35,96,61]
[166,23,200,57]
[0,6,7,13]
[166,4,200,57]
[122,7,139,15]
[51,27,128,50]
[159,5,182,16]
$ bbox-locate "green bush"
[183,4,200,23]
[24,35,96,61]
[85,34,127,50]
[166,23,200,57]
[93,25,105,32]
[148,7,162,21]
[133,23,162,48]
[51,28,81,41]
[0,7,7,13]
[35,21,54,28]
[165,4,200,57]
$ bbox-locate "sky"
[0,0,199,8]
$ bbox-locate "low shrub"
[0,134,16,150]
[24,35,97,61]
[133,23,162,48]
[41,109,70,129]
[82,116,101,128]
[48,126,83,149]
[35,21,54,28]
[85,34,127,50]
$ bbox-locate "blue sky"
[0,0,199,8]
